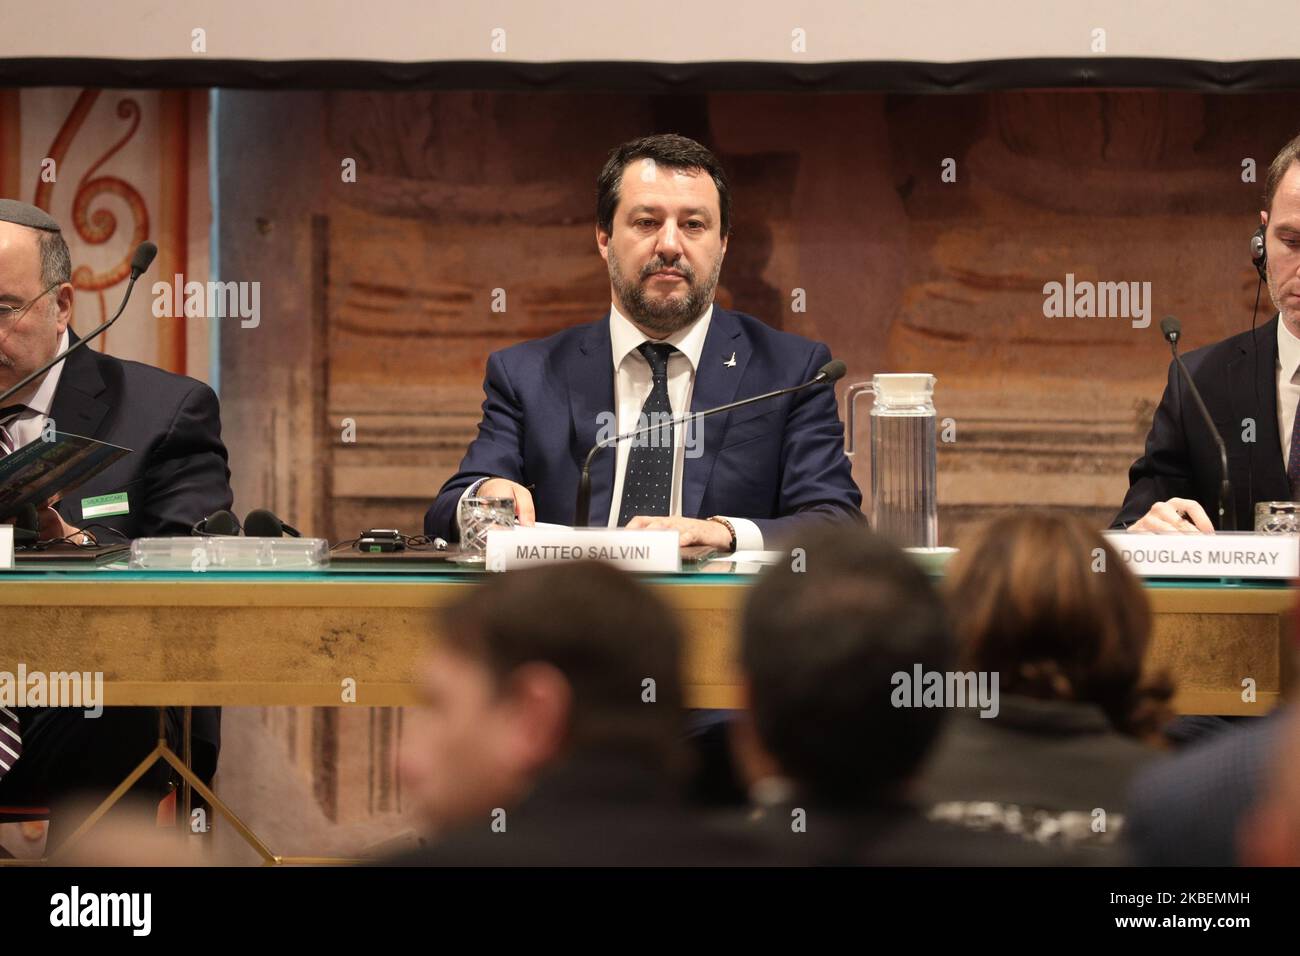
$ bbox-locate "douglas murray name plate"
[1102,531,1299,579]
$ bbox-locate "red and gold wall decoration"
[0,88,210,380]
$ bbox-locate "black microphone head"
[243,508,285,538]
[818,359,847,383]
[1160,315,1181,343]
[130,242,158,278]
[195,509,241,536]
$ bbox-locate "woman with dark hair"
[917,510,1174,852]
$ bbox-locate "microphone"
[0,241,157,408]
[573,358,848,526]
[1160,316,1235,531]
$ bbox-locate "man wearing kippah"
[0,199,232,845]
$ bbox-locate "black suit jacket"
[45,335,233,766]
[1113,316,1290,530]
[916,695,1153,856]
[390,752,770,867]
[749,798,1083,866]
[48,334,233,538]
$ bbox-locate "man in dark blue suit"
[426,134,861,550]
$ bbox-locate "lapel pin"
[724,351,737,368]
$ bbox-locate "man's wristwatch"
[707,515,737,553]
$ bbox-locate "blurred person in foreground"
[1124,586,1299,866]
[728,524,1073,865]
[1123,707,1287,866]
[919,512,1173,855]
[1239,704,1300,866]
[392,560,763,866]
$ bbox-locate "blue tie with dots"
[618,342,677,526]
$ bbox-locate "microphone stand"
[574,365,843,526]
[0,242,157,407]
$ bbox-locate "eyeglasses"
[0,284,59,325]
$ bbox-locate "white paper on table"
[719,550,785,564]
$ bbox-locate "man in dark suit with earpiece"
[1114,133,1300,533]
[0,200,232,843]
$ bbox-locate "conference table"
[0,559,1293,715]
[0,558,1292,861]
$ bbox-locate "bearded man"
[425,134,861,551]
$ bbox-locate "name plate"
[485,528,680,572]
[1103,531,1299,578]
[0,525,12,569]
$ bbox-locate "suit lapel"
[682,308,751,519]
[1228,314,1290,502]
[568,316,617,525]
[46,333,110,442]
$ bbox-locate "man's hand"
[37,502,87,543]
[625,515,734,551]
[1127,497,1215,534]
[477,478,536,527]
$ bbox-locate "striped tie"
[0,707,20,782]
[0,405,26,779]
[0,403,26,457]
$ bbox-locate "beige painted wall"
[2,0,1298,63]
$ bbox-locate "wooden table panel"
[0,577,1291,713]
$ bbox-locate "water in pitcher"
[846,374,938,549]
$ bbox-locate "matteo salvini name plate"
[1102,531,1300,579]
[485,527,680,572]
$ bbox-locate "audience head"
[399,561,686,829]
[944,510,1173,741]
[737,524,954,807]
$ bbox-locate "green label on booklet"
[81,492,129,519]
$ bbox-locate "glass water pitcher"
[845,373,938,548]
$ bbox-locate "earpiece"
[242,508,302,538]
[1250,224,1267,282]
[191,509,242,536]
[190,508,301,537]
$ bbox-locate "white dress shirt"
[1278,318,1300,469]
[605,302,762,549]
[462,304,763,550]
[0,328,69,452]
